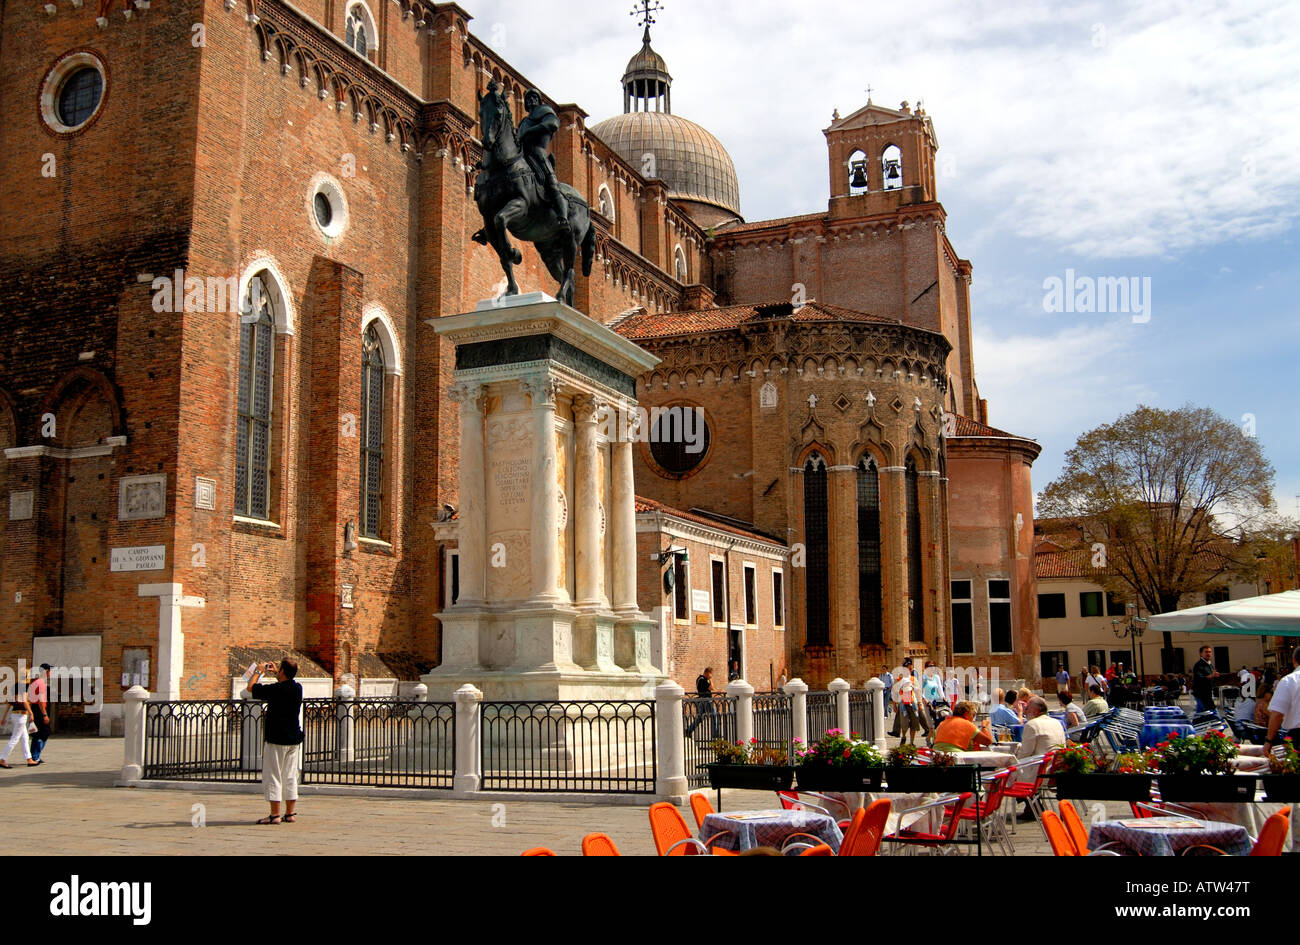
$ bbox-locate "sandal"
[283,813,296,823]
[256,815,281,825]
[0,761,10,769]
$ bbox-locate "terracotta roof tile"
[635,495,784,545]
[614,300,898,341]
[950,414,1024,439]
[713,211,826,235]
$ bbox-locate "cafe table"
[1087,815,1253,856]
[1140,720,1193,749]
[954,749,1018,770]
[700,809,843,854]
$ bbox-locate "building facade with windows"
[0,2,1041,720]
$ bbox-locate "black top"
[1192,659,1215,701]
[251,679,304,746]
[695,674,712,698]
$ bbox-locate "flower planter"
[705,763,796,792]
[885,764,979,794]
[795,767,885,792]
[1053,773,1152,801]
[1155,774,1256,802]
[1259,775,1300,802]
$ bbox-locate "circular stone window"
[40,52,107,134]
[648,405,711,476]
[308,174,348,239]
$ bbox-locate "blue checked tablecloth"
[701,810,843,854]
[1088,816,1253,856]
[1144,707,1188,722]
[1140,721,1193,749]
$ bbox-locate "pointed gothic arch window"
[905,456,924,642]
[345,3,375,60]
[235,274,275,520]
[674,245,688,283]
[803,453,830,646]
[598,184,615,222]
[857,456,883,645]
[360,324,386,538]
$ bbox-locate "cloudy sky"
[465,0,1300,522]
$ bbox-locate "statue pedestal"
[424,296,664,703]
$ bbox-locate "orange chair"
[1058,800,1090,854]
[1041,810,1077,856]
[521,847,556,856]
[800,844,835,855]
[581,832,621,856]
[1250,809,1291,857]
[648,801,732,855]
[689,791,715,829]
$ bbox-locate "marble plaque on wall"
[8,490,33,521]
[118,473,167,521]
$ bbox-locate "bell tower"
[824,97,938,216]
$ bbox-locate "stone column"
[785,677,809,748]
[451,382,487,606]
[118,685,149,783]
[453,683,483,795]
[728,679,754,744]
[334,683,356,763]
[830,677,850,734]
[655,680,688,801]
[866,677,887,751]
[610,413,638,616]
[572,394,605,610]
[522,374,563,604]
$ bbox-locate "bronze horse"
[472,84,595,308]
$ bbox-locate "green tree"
[1039,404,1279,650]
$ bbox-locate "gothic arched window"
[235,275,275,520]
[360,324,385,538]
[803,453,830,646]
[674,245,688,283]
[847,148,869,194]
[857,457,883,645]
[598,185,615,222]
[905,457,924,642]
[346,4,372,59]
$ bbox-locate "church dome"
[590,26,741,221]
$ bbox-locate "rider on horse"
[518,89,568,224]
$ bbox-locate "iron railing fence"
[848,689,877,742]
[142,700,259,782]
[751,691,793,755]
[806,691,837,740]
[682,695,738,789]
[479,700,656,793]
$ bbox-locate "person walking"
[684,667,718,740]
[27,664,51,763]
[1191,646,1217,713]
[248,658,304,824]
[1,677,38,768]
[879,666,894,718]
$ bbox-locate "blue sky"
[462,0,1300,520]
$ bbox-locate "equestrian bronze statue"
[472,81,595,308]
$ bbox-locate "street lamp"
[1112,602,1148,689]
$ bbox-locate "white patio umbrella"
[1146,589,1300,637]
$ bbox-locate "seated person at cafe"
[1058,690,1086,728]
[1014,696,1066,784]
[931,701,994,752]
[1083,683,1110,719]
[989,689,1022,728]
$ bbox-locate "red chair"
[648,802,732,855]
[1001,750,1056,822]
[800,843,834,855]
[840,798,891,856]
[953,767,1016,855]
[883,792,971,854]
[1250,809,1291,857]
[776,790,849,827]
[581,833,621,856]
[521,847,556,856]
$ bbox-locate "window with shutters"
[235,274,275,520]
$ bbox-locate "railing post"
[119,685,150,782]
[866,677,887,751]
[240,688,263,772]
[829,677,850,735]
[453,684,483,795]
[655,679,687,800]
[785,678,809,749]
[727,679,755,745]
[335,683,356,762]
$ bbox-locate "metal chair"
[954,767,1016,855]
[882,792,970,855]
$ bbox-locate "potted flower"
[1153,731,1254,802]
[884,742,978,793]
[794,729,885,791]
[1261,736,1300,802]
[1053,743,1154,800]
[705,737,795,791]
